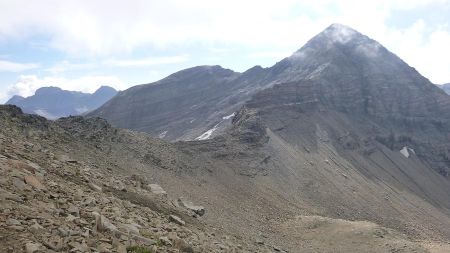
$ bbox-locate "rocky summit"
[3,24,450,253]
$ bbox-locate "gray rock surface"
[177,198,205,216]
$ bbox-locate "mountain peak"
[320,23,361,44]
[35,86,63,95]
[5,95,25,105]
[326,23,357,32]
[286,23,383,65]
[93,86,117,95]
[303,23,372,50]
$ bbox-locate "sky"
[0,0,450,103]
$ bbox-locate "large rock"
[24,175,46,190]
[88,182,102,192]
[177,198,205,216]
[118,223,141,235]
[25,242,42,253]
[147,184,167,195]
[169,215,185,226]
[92,212,117,232]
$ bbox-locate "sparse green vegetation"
[140,230,153,238]
[126,245,153,253]
[155,239,164,247]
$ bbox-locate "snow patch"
[356,42,381,58]
[75,106,89,114]
[307,63,330,79]
[326,24,357,44]
[195,122,221,141]
[158,131,168,138]
[34,109,58,120]
[400,146,410,158]
[222,112,235,120]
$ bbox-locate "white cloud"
[0,60,39,72]
[104,55,189,67]
[247,51,292,60]
[46,61,96,74]
[1,75,124,103]
[0,0,449,82]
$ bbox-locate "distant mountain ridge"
[6,86,117,119]
[89,24,450,142]
[438,83,450,94]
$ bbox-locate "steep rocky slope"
[6,86,117,119]
[3,101,450,252]
[88,65,276,141]
[89,25,450,145]
[90,24,450,178]
[0,105,267,253]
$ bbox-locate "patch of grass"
[140,230,153,238]
[155,239,163,247]
[126,245,153,253]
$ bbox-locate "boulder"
[159,236,172,246]
[88,182,102,192]
[24,175,46,190]
[67,204,80,217]
[118,223,140,235]
[6,218,21,226]
[169,215,185,226]
[93,212,117,232]
[29,222,45,233]
[177,198,205,216]
[116,244,127,253]
[12,177,28,191]
[57,154,78,163]
[147,184,167,195]
[25,242,42,253]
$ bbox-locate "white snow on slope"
[158,131,168,138]
[34,109,58,120]
[222,112,235,120]
[326,23,357,44]
[195,122,221,140]
[75,106,89,114]
[400,146,410,158]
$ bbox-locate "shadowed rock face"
[236,25,450,178]
[92,24,450,178]
[5,86,117,119]
[89,24,450,142]
[89,24,450,178]
[88,65,278,141]
[274,24,450,119]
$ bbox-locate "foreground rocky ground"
[3,104,450,253]
[0,105,272,253]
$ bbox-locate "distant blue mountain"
[5,86,117,119]
[439,83,450,95]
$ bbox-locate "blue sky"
[1,0,450,103]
